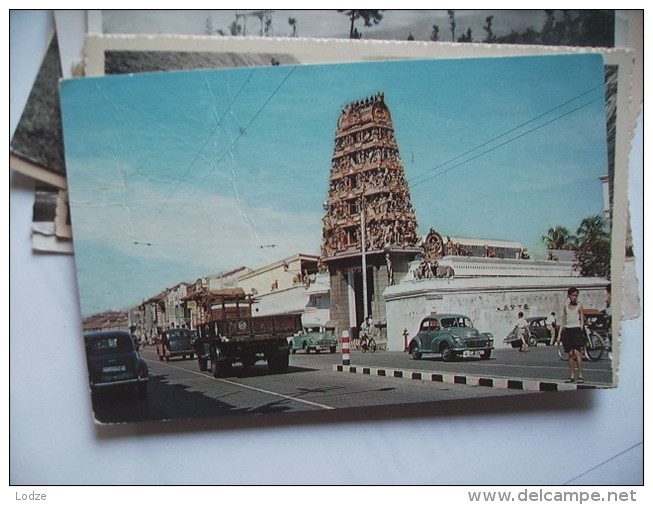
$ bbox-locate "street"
[90,344,612,424]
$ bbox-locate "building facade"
[384,256,609,352]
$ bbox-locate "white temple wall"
[384,273,609,352]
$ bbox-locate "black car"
[503,316,552,348]
[156,328,195,361]
[85,330,149,397]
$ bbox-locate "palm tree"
[541,226,576,250]
[576,215,609,241]
[574,215,611,278]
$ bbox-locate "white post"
[361,205,368,320]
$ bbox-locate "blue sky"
[60,54,609,315]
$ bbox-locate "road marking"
[144,356,335,410]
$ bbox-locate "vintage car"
[289,326,338,354]
[84,330,149,397]
[503,316,553,348]
[408,313,493,361]
[157,328,195,361]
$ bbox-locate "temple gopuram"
[320,92,421,337]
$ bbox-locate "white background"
[7,10,644,487]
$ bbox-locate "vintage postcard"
[84,34,639,324]
[60,53,626,424]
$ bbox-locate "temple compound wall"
[383,256,609,352]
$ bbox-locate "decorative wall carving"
[321,93,419,258]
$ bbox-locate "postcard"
[84,35,639,325]
[59,52,627,424]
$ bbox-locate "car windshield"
[440,317,474,328]
[86,334,134,355]
[166,330,190,343]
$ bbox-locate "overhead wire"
[408,84,605,190]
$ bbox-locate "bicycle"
[557,327,604,362]
[360,334,377,353]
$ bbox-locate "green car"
[289,326,338,354]
[408,313,493,362]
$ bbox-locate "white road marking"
[144,356,335,410]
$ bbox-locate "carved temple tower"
[320,92,420,338]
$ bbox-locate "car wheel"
[528,335,538,347]
[441,343,453,362]
[510,341,521,349]
[330,346,336,354]
[410,343,422,360]
[481,349,491,360]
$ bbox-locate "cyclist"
[359,315,373,351]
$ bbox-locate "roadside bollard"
[341,330,350,366]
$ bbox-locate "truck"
[189,288,302,377]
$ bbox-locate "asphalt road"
[90,344,612,424]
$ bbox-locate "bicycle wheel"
[585,331,604,362]
[557,341,569,361]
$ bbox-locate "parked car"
[157,328,195,361]
[84,330,149,397]
[503,316,552,348]
[408,313,493,361]
[289,326,338,354]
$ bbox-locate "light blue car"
[289,326,338,354]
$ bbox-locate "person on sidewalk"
[515,312,530,352]
[546,312,557,345]
[558,287,586,383]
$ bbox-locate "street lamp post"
[360,199,368,321]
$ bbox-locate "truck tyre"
[241,352,257,369]
[198,356,208,371]
[268,353,289,373]
[210,346,231,378]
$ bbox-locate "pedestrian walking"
[546,312,557,345]
[515,311,530,352]
[559,287,585,383]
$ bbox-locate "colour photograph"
[59,54,618,424]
